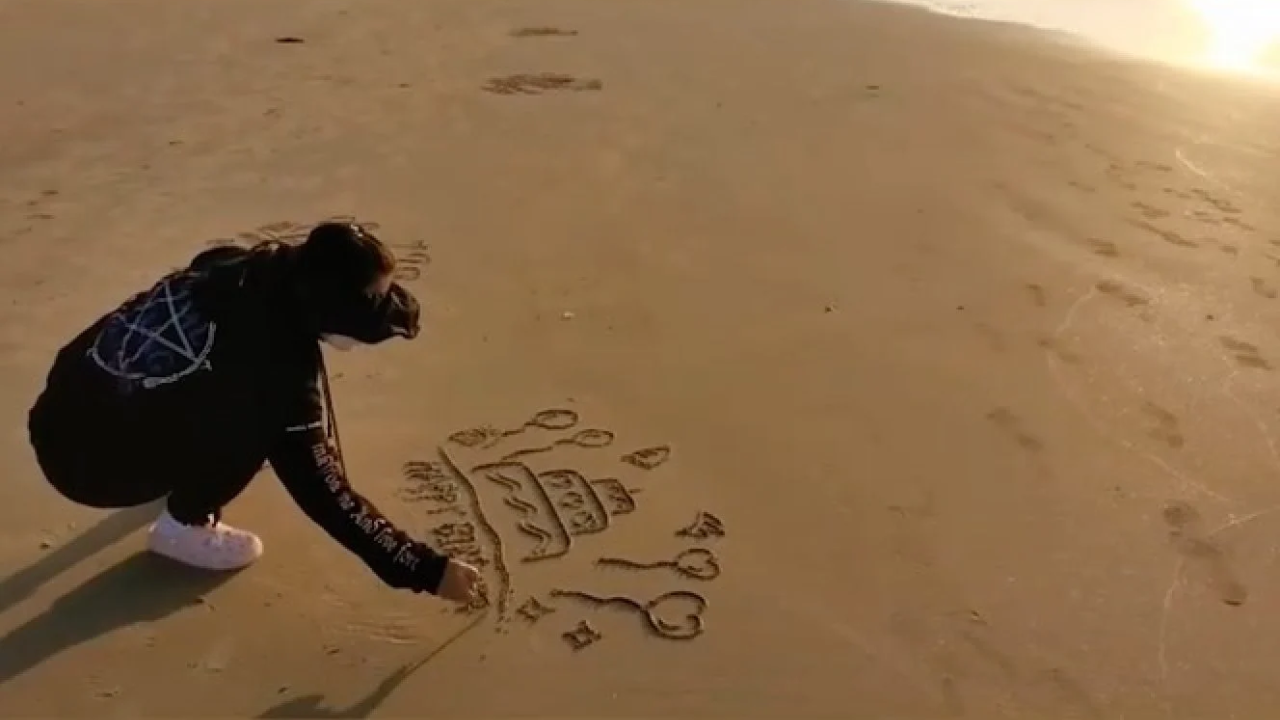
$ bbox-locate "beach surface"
[2,0,1280,716]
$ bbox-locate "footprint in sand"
[1162,500,1248,606]
[985,407,1043,453]
[1037,336,1083,365]
[1128,220,1199,249]
[510,26,579,38]
[1105,163,1139,191]
[1190,188,1241,215]
[1189,209,1223,227]
[1131,201,1171,220]
[1251,277,1277,299]
[1219,336,1271,370]
[1095,279,1149,308]
[482,73,602,95]
[1142,402,1184,449]
[1024,283,1047,308]
[1082,237,1119,258]
[972,322,1006,353]
[23,189,59,222]
[1222,216,1256,232]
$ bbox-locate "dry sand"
[2,0,1280,716]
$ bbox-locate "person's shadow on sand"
[257,611,488,719]
[0,550,233,688]
[257,660,427,719]
[0,502,161,620]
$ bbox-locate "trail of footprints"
[1080,140,1277,305]
[977,255,1274,489]
[1023,113,1276,303]
[401,408,725,651]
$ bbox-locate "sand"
[2,0,1280,716]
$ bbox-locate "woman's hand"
[435,558,484,604]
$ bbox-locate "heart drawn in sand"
[673,548,720,580]
[645,591,707,640]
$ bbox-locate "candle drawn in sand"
[448,408,579,450]
[597,548,721,581]
[500,429,615,462]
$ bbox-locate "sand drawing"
[516,597,555,624]
[398,461,461,511]
[203,216,382,248]
[472,461,639,562]
[676,511,725,540]
[562,620,603,651]
[542,469,639,521]
[448,408,579,449]
[400,455,514,618]
[482,73,603,95]
[550,589,707,641]
[388,239,431,283]
[401,411,682,633]
[510,26,579,38]
[597,548,720,581]
[500,428,614,462]
[473,461,571,562]
[204,217,428,284]
[429,521,487,570]
[621,445,671,470]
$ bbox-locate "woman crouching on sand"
[27,222,483,605]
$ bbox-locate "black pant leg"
[165,460,265,525]
[28,394,171,509]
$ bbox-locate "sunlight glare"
[1185,0,1280,71]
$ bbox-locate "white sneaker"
[147,510,264,571]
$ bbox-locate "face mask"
[311,281,421,345]
[321,334,361,352]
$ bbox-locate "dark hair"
[294,222,396,295]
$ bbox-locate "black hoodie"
[27,243,449,594]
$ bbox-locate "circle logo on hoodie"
[88,270,217,390]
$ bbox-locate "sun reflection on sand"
[1185,0,1280,71]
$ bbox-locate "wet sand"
[3,0,1280,716]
